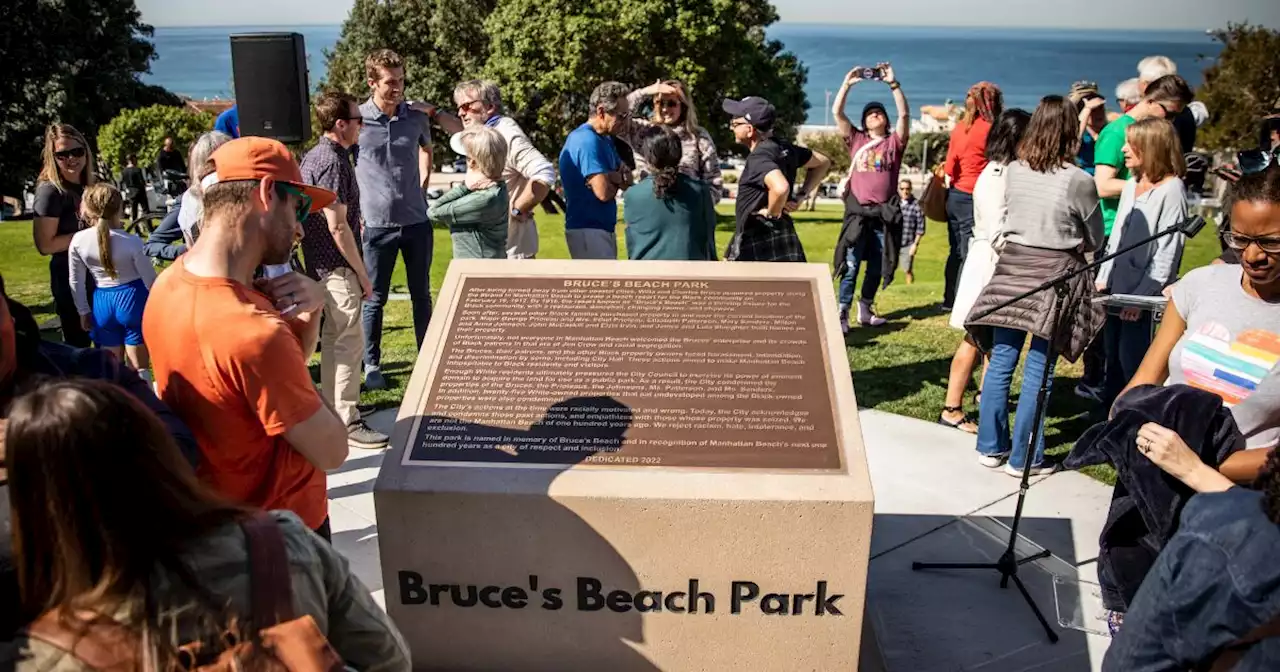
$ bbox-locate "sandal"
[938,406,978,434]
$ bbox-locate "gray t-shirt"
[1169,264,1280,448]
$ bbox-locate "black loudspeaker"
[230,33,311,143]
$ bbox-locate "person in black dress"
[32,123,96,347]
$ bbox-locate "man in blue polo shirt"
[558,81,632,259]
[354,48,446,390]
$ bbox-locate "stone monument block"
[375,260,874,671]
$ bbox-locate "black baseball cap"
[723,97,776,131]
[862,101,888,126]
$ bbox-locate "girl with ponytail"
[69,183,157,378]
[622,126,717,261]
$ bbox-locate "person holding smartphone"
[832,62,910,330]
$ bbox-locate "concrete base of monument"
[376,462,874,670]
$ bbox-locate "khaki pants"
[321,267,364,427]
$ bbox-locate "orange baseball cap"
[206,137,336,213]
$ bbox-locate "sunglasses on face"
[339,116,364,125]
[659,99,682,110]
[275,184,312,223]
[1239,150,1280,176]
[55,147,86,161]
[1224,232,1280,255]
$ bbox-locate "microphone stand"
[911,215,1208,643]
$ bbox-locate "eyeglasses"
[729,120,750,129]
[457,99,481,110]
[1238,150,1280,175]
[275,183,312,223]
[54,147,86,161]
[1223,232,1280,255]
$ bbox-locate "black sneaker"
[364,368,388,391]
[348,421,389,449]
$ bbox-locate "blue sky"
[138,0,1279,30]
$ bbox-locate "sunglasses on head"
[54,147,86,161]
[274,183,312,223]
[1238,150,1280,176]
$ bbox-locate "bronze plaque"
[403,276,843,471]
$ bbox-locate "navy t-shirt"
[558,123,621,231]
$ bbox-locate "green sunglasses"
[274,183,312,222]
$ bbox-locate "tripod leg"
[1016,549,1052,565]
[1008,573,1060,643]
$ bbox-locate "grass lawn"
[1,207,1222,482]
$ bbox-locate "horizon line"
[144,21,1226,32]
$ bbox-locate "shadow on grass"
[881,303,950,322]
[843,321,908,348]
[851,356,953,409]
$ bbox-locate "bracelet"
[889,81,901,91]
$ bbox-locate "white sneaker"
[858,300,887,327]
[1004,462,1059,478]
[977,453,1009,469]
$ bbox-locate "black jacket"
[833,193,902,290]
[1065,384,1246,612]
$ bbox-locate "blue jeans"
[837,226,885,307]
[362,223,434,370]
[978,327,1056,469]
[943,189,975,308]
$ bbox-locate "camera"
[858,66,884,81]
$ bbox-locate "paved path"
[329,407,1113,671]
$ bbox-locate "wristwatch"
[889,82,901,91]
[511,207,524,219]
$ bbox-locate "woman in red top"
[942,82,1003,312]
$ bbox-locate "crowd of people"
[3,43,1280,669]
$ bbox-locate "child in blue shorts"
[70,183,157,380]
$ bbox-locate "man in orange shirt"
[142,137,350,539]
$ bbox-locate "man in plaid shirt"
[898,179,926,284]
[722,97,831,262]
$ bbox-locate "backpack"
[24,513,345,672]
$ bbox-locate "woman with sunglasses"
[33,124,96,347]
[1114,164,1280,488]
[617,79,725,203]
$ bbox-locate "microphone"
[1179,215,1207,238]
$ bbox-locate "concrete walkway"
[328,407,1114,671]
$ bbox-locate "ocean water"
[143,24,1222,123]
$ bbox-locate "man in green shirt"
[1094,75,1194,236]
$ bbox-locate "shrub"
[97,105,215,175]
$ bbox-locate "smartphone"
[859,67,883,81]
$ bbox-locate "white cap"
[449,132,469,157]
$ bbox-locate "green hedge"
[97,105,215,175]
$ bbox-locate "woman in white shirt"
[70,183,157,377]
[939,109,1032,432]
[1095,117,1189,406]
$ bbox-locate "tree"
[1197,24,1280,152]
[0,0,179,193]
[800,132,851,178]
[98,106,216,174]
[904,132,950,170]
[482,0,808,155]
[322,0,497,121]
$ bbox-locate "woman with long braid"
[69,183,156,377]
